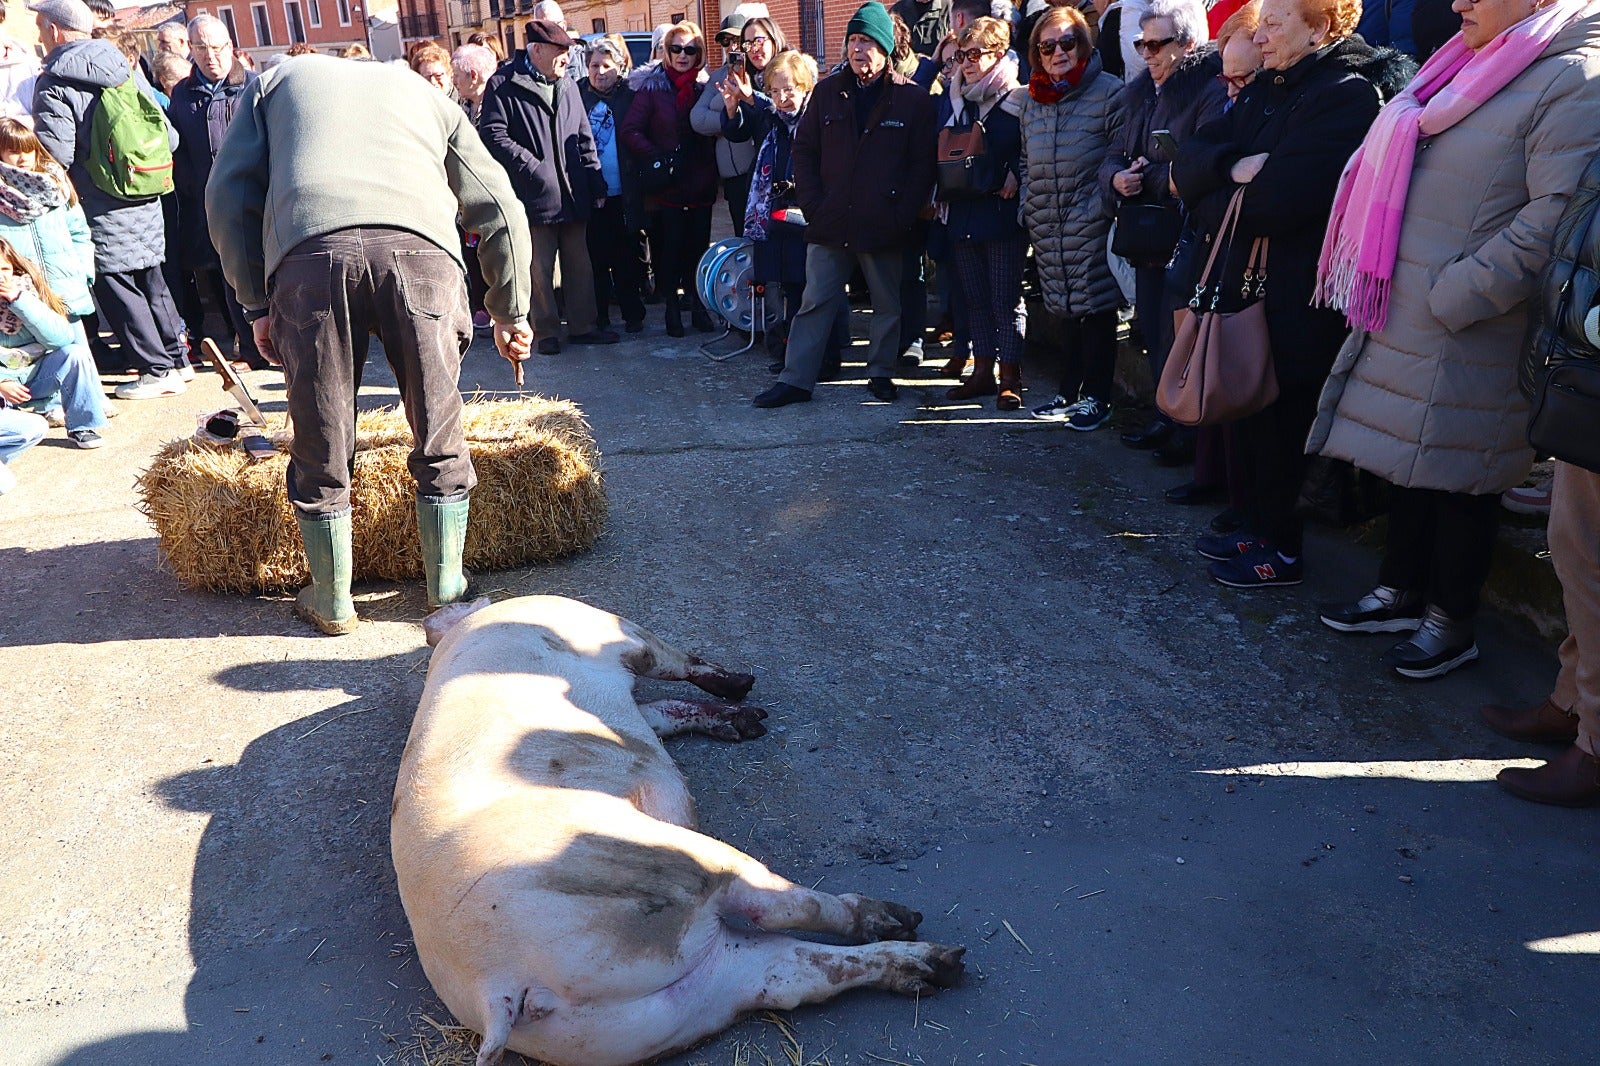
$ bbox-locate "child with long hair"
[0,118,106,441]
[0,235,108,447]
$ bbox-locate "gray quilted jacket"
[1016,54,1125,319]
[33,38,178,275]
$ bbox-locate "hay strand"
[135,397,607,593]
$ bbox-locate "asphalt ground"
[3,309,1596,1066]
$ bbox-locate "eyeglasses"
[743,34,770,48]
[668,44,701,55]
[1133,36,1178,54]
[193,41,231,52]
[717,37,741,50]
[1216,71,1252,89]
[953,47,994,63]
[1036,35,1079,56]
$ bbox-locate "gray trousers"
[779,244,903,391]
[271,227,475,515]
[530,220,598,338]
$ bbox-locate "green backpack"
[86,78,174,200]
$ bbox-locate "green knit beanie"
[846,1,896,58]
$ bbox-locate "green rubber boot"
[417,494,471,607]
[294,511,358,635]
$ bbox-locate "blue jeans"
[0,407,46,463]
[0,338,107,432]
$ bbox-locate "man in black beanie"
[754,1,936,408]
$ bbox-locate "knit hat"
[27,0,95,34]
[846,2,895,57]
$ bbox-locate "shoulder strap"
[1192,186,1248,310]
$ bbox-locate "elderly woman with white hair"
[1100,0,1224,458]
[451,43,496,123]
[581,34,648,333]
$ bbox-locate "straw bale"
[135,398,607,593]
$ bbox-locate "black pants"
[1236,382,1321,557]
[193,265,264,367]
[899,224,929,352]
[462,230,488,315]
[1054,309,1118,402]
[723,175,749,238]
[586,198,647,327]
[271,227,474,515]
[652,204,712,308]
[1134,264,1172,387]
[1378,486,1502,618]
[93,266,186,376]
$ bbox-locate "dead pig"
[391,595,963,1066]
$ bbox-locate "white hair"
[1142,0,1211,45]
[531,1,564,23]
[187,13,229,40]
[451,43,497,78]
[650,22,674,56]
[157,22,187,41]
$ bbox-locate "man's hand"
[0,379,30,404]
[998,171,1019,200]
[1230,153,1270,184]
[595,196,607,209]
[494,318,534,364]
[250,313,281,366]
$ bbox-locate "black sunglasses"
[1133,35,1178,54]
[669,43,702,55]
[1037,35,1080,56]
[953,47,994,62]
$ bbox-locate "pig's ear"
[423,597,493,647]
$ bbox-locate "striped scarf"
[1315,0,1586,332]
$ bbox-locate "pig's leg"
[638,698,769,742]
[718,861,928,944]
[479,932,963,1066]
[620,621,755,701]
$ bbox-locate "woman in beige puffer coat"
[1309,0,1600,682]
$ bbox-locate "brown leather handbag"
[1157,186,1279,427]
[936,119,1005,201]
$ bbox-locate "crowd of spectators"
[2,0,1599,804]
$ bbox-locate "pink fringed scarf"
[1314,0,1586,332]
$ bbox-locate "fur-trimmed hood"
[1330,36,1420,102]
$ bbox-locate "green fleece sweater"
[206,55,532,321]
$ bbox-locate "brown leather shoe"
[1497,745,1600,807]
[937,353,968,379]
[996,362,1023,411]
[946,357,996,401]
[1480,698,1578,744]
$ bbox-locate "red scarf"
[664,64,699,111]
[1027,58,1088,104]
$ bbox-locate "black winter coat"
[168,61,255,270]
[792,68,938,253]
[618,65,718,209]
[1523,145,1600,398]
[937,90,1024,245]
[479,51,604,226]
[1098,46,1226,217]
[1173,39,1412,390]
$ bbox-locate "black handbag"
[1529,360,1600,474]
[638,149,679,195]
[936,118,1006,201]
[1112,201,1185,269]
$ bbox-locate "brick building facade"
[183,0,372,56]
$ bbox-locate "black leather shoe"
[867,377,898,402]
[568,329,620,345]
[754,383,812,408]
[537,336,561,355]
[1211,507,1247,533]
[1165,481,1223,505]
[624,319,644,333]
[1120,418,1171,449]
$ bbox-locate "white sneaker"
[44,406,65,428]
[177,363,197,382]
[1031,395,1084,421]
[0,461,15,495]
[115,370,187,399]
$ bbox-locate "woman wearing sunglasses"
[1015,4,1126,431]
[1099,0,1226,460]
[620,20,718,337]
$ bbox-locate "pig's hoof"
[712,671,756,701]
[889,943,966,994]
[708,705,769,742]
[844,894,922,942]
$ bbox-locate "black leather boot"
[664,295,684,338]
